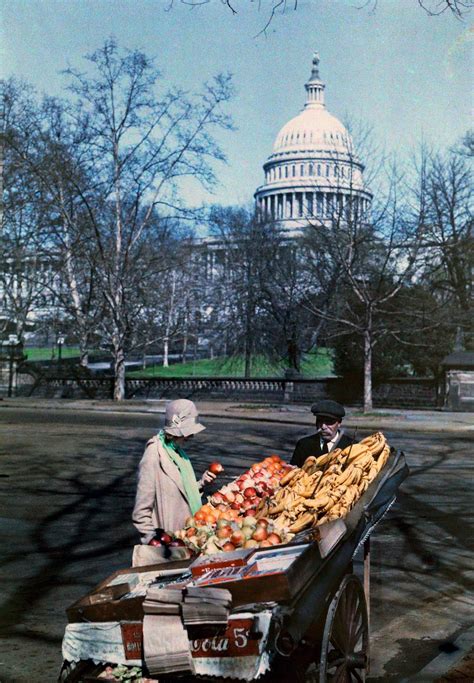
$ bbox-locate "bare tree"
[302,159,423,411]
[49,39,233,399]
[415,143,473,348]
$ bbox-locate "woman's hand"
[198,469,217,489]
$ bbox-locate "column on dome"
[277,194,282,219]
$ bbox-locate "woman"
[133,399,216,544]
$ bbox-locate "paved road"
[0,408,472,682]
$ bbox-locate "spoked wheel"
[318,574,369,683]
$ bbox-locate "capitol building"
[254,54,372,232]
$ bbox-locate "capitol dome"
[273,108,351,156]
[255,54,372,231]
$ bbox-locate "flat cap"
[311,399,345,420]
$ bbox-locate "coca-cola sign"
[190,618,260,658]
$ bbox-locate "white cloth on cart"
[62,621,141,666]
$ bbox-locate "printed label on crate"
[120,622,143,660]
[190,618,260,658]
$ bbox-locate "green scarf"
[159,430,202,515]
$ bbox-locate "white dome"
[273,107,352,155]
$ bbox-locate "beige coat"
[132,435,198,544]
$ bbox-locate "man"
[291,399,355,468]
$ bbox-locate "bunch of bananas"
[257,432,391,534]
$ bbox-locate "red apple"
[252,526,268,542]
[230,530,245,546]
[149,538,163,547]
[160,532,173,545]
[259,539,273,547]
[211,492,226,505]
[256,518,270,528]
[225,491,236,503]
[216,526,232,539]
[222,542,236,552]
[267,533,282,545]
[209,462,224,474]
[244,508,257,517]
[243,487,257,499]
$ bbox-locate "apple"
[230,530,245,546]
[243,515,257,527]
[216,525,232,539]
[243,487,257,499]
[209,462,224,474]
[222,542,236,552]
[225,491,236,503]
[244,508,257,517]
[234,493,244,504]
[230,501,241,510]
[211,492,226,505]
[252,526,268,542]
[267,533,282,545]
[149,538,163,547]
[256,518,270,528]
[244,539,259,549]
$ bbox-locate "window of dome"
[300,164,305,176]
[334,166,339,177]
[326,165,330,177]
[309,163,313,176]
[317,164,321,176]
[279,167,282,179]
[341,166,345,177]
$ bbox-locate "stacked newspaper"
[182,586,232,626]
[143,587,193,675]
[142,586,182,615]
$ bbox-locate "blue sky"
[2,0,472,208]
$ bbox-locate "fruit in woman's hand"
[209,462,224,474]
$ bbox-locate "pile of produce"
[258,432,391,533]
[173,455,292,554]
[175,514,288,555]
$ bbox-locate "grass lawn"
[24,347,85,361]
[127,350,334,379]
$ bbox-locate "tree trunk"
[363,326,373,413]
[113,343,126,401]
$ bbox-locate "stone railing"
[15,372,440,408]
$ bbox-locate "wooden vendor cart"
[59,449,408,683]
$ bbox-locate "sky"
[2,0,472,208]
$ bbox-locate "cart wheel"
[318,574,369,683]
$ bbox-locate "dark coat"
[290,431,355,468]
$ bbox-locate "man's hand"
[199,470,217,488]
